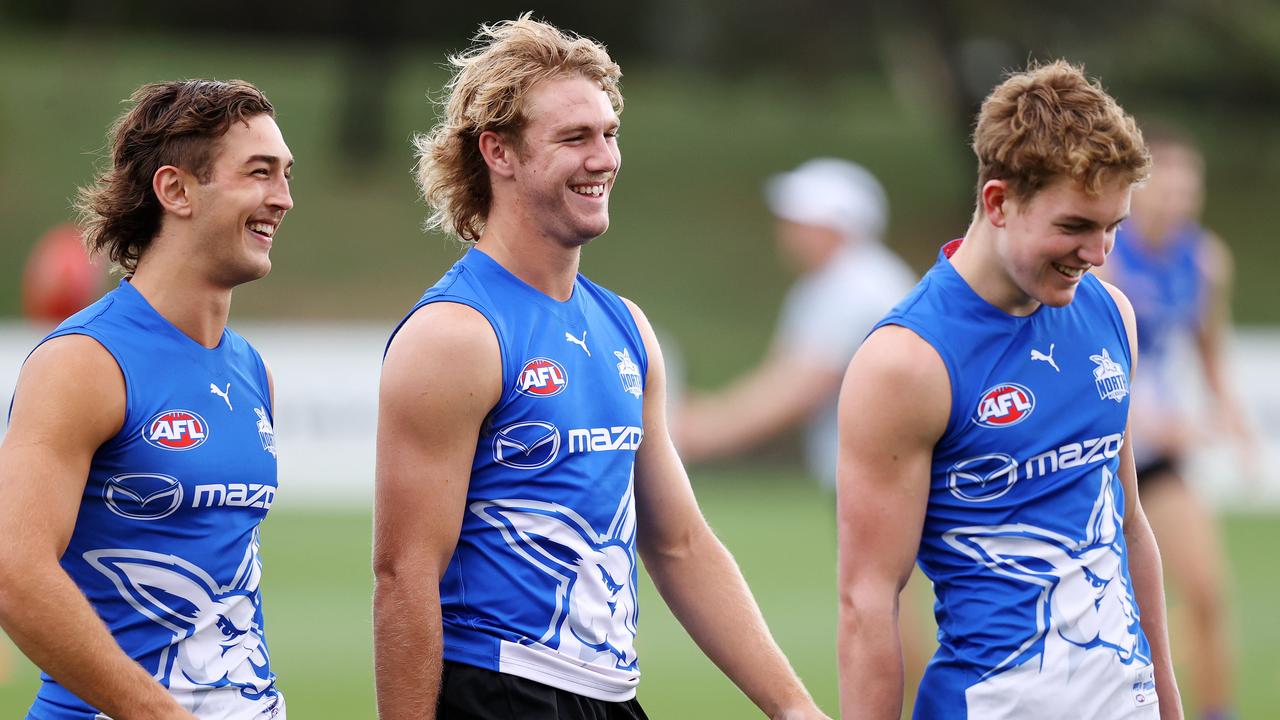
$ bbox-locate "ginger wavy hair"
[76,80,275,272]
[973,60,1149,202]
[413,14,623,242]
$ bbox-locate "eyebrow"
[1056,213,1128,228]
[553,121,620,136]
[246,154,295,169]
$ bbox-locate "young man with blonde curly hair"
[0,79,292,719]
[373,14,828,720]
[836,61,1183,719]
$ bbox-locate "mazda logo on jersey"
[493,421,561,469]
[947,453,1019,502]
[516,358,568,397]
[973,383,1035,428]
[103,473,184,520]
[142,409,209,451]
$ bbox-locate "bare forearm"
[1126,522,1183,720]
[373,576,445,719]
[643,530,817,718]
[0,562,190,720]
[838,592,903,720]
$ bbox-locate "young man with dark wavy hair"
[0,79,292,719]
[374,15,827,720]
[836,61,1183,719]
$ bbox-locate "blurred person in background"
[0,79,292,719]
[373,14,829,720]
[672,158,933,693]
[1101,128,1256,720]
[837,61,1182,719]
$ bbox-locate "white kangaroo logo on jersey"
[471,483,638,670]
[564,331,591,357]
[1030,343,1060,372]
[210,382,233,411]
[944,469,1149,715]
[84,531,273,705]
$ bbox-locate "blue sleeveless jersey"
[875,244,1157,719]
[388,248,648,702]
[25,280,283,720]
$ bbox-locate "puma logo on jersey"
[565,331,591,357]
[1030,343,1060,372]
[210,383,233,411]
[973,382,1035,428]
[143,410,209,451]
[518,358,568,397]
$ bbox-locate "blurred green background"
[2,2,1279,717]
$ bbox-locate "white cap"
[764,158,889,242]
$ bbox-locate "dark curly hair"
[76,80,275,272]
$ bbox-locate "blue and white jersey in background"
[388,248,648,702]
[24,280,282,720]
[1109,222,1207,463]
[874,241,1156,719]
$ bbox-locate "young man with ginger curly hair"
[836,61,1183,719]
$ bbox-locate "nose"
[584,133,620,176]
[269,175,294,212]
[1079,229,1110,267]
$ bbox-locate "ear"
[84,551,218,631]
[153,164,195,218]
[471,500,598,573]
[478,129,518,179]
[980,179,1011,228]
[945,525,1073,584]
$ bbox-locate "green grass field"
[2,467,1277,717]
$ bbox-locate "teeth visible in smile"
[571,184,606,197]
[248,222,275,237]
[1053,262,1084,278]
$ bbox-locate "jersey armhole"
[873,319,962,441]
[390,296,514,412]
[1090,276,1134,374]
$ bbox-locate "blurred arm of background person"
[0,336,196,720]
[373,302,501,719]
[626,299,831,720]
[674,159,916,482]
[835,326,946,720]
[1196,231,1262,472]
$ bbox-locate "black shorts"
[439,661,649,720]
[1135,455,1183,493]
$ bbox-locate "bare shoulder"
[1199,230,1233,287]
[381,301,502,412]
[841,324,951,443]
[1096,279,1139,363]
[8,333,125,448]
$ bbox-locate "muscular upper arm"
[620,298,707,558]
[0,335,125,561]
[837,325,949,595]
[373,303,502,581]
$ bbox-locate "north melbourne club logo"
[517,357,568,397]
[973,383,1035,428]
[143,410,209,451]
[614,349,643,399]
[1091,348,1128,403]
[254,407,277,458]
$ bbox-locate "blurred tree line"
[5,0,1279,159]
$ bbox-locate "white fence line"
[1,322,1278,510]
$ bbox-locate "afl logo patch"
[973,383,1035,428]
[143,410,209,450]
[517,357,568,397]
[104,473,183,520]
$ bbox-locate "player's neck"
[952,220,1040,317]
[129,248,234,349]
[475,219,582,302]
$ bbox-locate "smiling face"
[507,74,620,248]
[188,113,294,287]
[992,175,1132,310]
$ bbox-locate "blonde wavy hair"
[413,14,623,242]
[973,60,1149,203]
